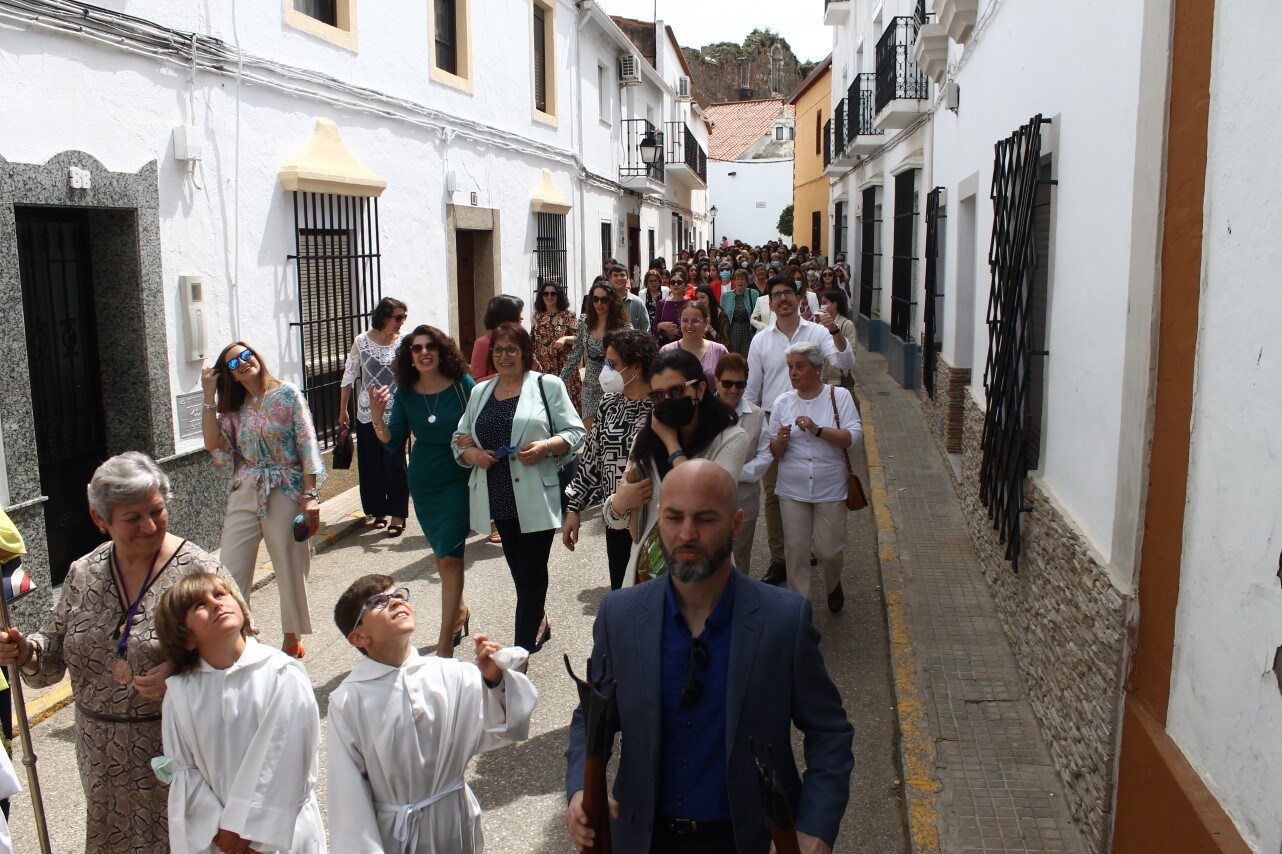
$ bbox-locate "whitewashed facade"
[0,0,707,615]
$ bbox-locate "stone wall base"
[921,357,970,454]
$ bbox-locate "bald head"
[661,460,738,515]
[658,460,743,583]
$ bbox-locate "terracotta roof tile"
[704,99,795,160]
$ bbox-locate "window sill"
[533,109,559,128]
[431,66,474,95]
[283,6,358,52]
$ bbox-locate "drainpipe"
[574,5,593,307]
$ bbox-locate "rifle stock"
[581,754,612,854]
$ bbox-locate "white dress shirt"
[768,386,863,503]
[745,319,856,410]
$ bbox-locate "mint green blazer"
[452,371,586,533]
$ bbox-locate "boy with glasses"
[327,574,538,853]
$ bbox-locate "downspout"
[575,4,593,307]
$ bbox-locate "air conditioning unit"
[620,54,641,86]
[676,75,692,101]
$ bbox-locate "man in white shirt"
[608,264,650,331]
[745,276,855,585]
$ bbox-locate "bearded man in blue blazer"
[565,459,854,853]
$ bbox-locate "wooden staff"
[0,580,52,854]
[565,654,614,854]
[749,738,801,854]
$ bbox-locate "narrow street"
[6,442,906,852]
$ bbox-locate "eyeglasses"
[822,273,835,278]
[679,637,709,709]
[647,378,699,403]
[769,290,796,301]
[491,346,521,357]
[590,295,612,304]
[718,378,747,390]
[391,313,409,321]
[350,587,411,632]
[541,291,560,298]
[410,342,438,354]
[225,348,254,371]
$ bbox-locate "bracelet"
[667,449,687,464]
[202,402,217,411]
[302,488,320,501]
[18,641,36,669]
[545,439,554,456]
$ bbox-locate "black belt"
[655,816,734,837]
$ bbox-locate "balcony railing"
[823,118,832,168]
[664,121,708,184]
[621,119,665,183]
[833,97,848,155]
[875,16,930,115]
[850,73,884,138]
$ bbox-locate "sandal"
[372,517,388,530]
[452,606,471,646]
[386,524,405,538]
[283,643,306,659]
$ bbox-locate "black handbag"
[537,374,579,515]
[332,423,353,470]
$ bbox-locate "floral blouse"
[212,382,326,516]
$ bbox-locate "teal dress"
[385,375,476,558]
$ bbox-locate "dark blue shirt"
[656,570,736,821]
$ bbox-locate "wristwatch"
[302,488,320,501]
[816,426,825,438]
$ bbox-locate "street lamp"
[638,130,661,167]
[709,205,718,249]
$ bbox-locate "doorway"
[627,214,641,284]
[457,230,477,353]
[16,208,109,584]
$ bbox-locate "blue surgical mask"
[719,270,731,280]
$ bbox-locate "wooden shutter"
[533,6,547,113]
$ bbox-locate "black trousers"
[649,819,737,853]
[355,419,410,519]
[605,525,633,591]
[493,519,555,651]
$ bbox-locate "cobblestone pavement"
[855,352,1088,853]
[7,439,906,851]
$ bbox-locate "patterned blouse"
[533,310,581,413]
[565,393,652,514]
[340,331,402,424]
[212,382,326,517]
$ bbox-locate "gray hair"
[86,452,173,520]
[784,340,826,368]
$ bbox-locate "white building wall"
[1166,2,1282,849]
[929,0,1160,560]
[708,159,791,245]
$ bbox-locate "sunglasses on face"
[719,378,747,390]
[542,291,560,298]
[225,348,254,371]
[591,295,612,304]
[410,342,438,354]
[351,587,411,632]
[647,378,699,403]
[391,313,409,321]
[491,346,521,357]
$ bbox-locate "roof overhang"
[278,118,387,197]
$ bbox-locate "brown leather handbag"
[830,386,868,511]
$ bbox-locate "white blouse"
[768,385,863,503]
[341,331,402,424]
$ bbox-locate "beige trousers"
[778,496,846,602]
[220,482,312,635]
[762,459,786,565]
[733,517,758,576]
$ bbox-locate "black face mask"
[654,396,697,428]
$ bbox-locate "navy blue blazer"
[565,574,854,853]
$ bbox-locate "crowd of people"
[0,238,865,853]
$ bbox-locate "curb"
[859,394,942,854]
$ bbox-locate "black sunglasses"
[410,342,438,354]
[591,295,612,304]
[719,378,747,390]
[541,290,560,298]
[680,637,709,709]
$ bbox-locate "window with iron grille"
[833,201,847,262]
[294,0,337,26]
[435,0,458,75]
[922,186,946,398]
[980,115,1053,570]
[890,169,918,340]
[600,221,613,270]
[532,4,547,113]
[289,192,382,449]
[535,212,567,294]
[811,211,822,254]
[648,229,656,265]
[858,186,882,317]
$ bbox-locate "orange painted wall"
[791,66,830,254]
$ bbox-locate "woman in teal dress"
[369,324,474,657]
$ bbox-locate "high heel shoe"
[451,606,471,646]
[534,619,552,652]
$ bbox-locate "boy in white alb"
[326,573,537,854]
[153,572,325,854]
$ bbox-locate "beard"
[663,535,735,583]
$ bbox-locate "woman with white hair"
[767,341,863,613]
[0,452,238,852]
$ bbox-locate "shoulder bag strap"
[536,374,559,439]
[831,385,855,478]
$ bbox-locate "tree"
[777,204,794,238]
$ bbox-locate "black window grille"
[890,169,918,340]
[663,122,708,183]
[915,0,929,27]
[648,229,656,265]
[533,5,547,113]
[875,17,930,115]
[923,186,946,397]
[834,200,847,262]
[851,73,885,139]
[294,0,337,26]
[434,0,458,75]
[980,114,1052,571]
[822,118,832,169]
[534,212,566,295]
[600,221,613,270]
[858,186,882,317]
[833,98,847,156]
[289,192,382,450]
[620,119,665,182]
[811,211,822,254]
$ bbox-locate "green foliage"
[798,60,818,80]
[777,204,794,237]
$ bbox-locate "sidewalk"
[858,352,1088,853]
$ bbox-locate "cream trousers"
[778,496,846,602]
[219,482,312,635]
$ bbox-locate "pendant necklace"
[110,545,164,683]
[421,388,441,424]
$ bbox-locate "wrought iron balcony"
[824,0,851,26]
[620,119,665,191]
[663,121,708,189]
[874,16,930,129]
[848,73,885,155]
[822,118,834,173]
[829,96,859,170]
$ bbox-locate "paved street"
[7,445,906,851]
